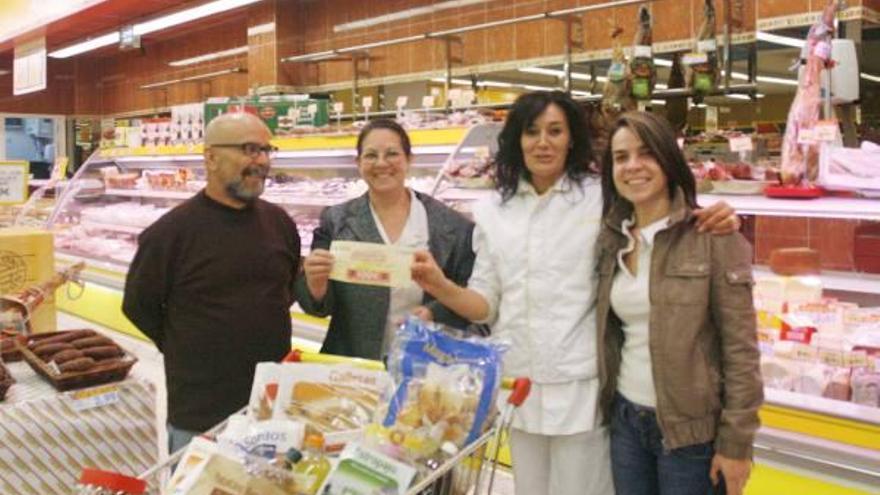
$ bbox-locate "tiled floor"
[55,311,517,494]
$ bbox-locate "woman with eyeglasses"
[294,119,479,360]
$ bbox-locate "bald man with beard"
[123,112,301,453]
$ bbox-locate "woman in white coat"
[411,91,739,495]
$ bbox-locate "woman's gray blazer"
[294,191,478,360]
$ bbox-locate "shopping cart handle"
[79,468,146,494]
[507,377,531,407]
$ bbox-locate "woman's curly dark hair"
[495,91,597,202]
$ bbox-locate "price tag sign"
[634,45,653,58]
[307,103,318,115]
[697,39,717,54]
[396,96,408,109]
[448,88,462,106]
[0,161,29,205]
[332,102,344,114]
[814,119,840,142]
[68,384,121,412]
[422,95,435,108]
[682,52,709,66]
[797,128,817,145]
[705,106,719,133]
[728,136,754,152]
[362,96,373,111]
[463,89,475,104]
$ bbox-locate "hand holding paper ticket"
[410,250,449,294]
[329,241,416,288]
[303,249,335,301]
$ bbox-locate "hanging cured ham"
[779,1,836,185]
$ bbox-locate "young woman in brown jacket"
[595,111,763,495]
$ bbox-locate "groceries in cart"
[272,362,391,450]
[365,317,505,466]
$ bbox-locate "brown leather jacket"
[596,188,763,459]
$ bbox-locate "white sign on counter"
[0,161,29,205]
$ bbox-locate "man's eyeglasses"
[210,142,279,159]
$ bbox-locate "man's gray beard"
[226,178,265,203]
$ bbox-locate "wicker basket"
[0,361,14,400]
[1,334,25,362]
[17,331,138,392]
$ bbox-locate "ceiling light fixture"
[653,58,673,67]
[861,72,880,83]
[756,31,804,49]
[169,46,248,67]
[334,0,488,33]
[49,0,264,59]
[140,67,244,89]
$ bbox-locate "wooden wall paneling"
[512,2,548,60]
[247,0,279,89]
[758,0,812,20]
[486,3,517,64]
[864,0,880,12]
[654,0,694,42]
[0,58,76,115]
[460,7,489,67]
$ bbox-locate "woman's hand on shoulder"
[694,200,741,234]
[303,249,334,301]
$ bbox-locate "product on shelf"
[819,141,880,192]
[779,0,836,186]
[445,150,495,189]
[769,247,821,276]
[687,0,719,94]
[601,26,633,116]
[629,5,655,100]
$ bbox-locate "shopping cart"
[76,348,531,495]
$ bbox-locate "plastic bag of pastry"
[686,0,719,95]
[601,26,633,117]
[629,5,655,100]
[272,363,391,451]
[365,317,505,465]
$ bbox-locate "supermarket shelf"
[105,188,194,200]
[765,388,880,426]
[80,221,146,235]
[752,265,880,295]
[56,252,127,290]
[262,194,340,207]
[699,193,880,221]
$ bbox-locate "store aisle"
[55,311,518,494]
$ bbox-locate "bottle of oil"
[293,434,331,495]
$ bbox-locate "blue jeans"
[167,423,201,455]
[610,394,721,495]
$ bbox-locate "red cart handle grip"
[507,377,531,407]
[79,468,146,494]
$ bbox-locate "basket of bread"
[17,329,137,391]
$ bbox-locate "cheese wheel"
[769,248,820,276]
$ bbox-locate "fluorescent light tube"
[653,58,673,67]
[49,32,120,58]
[50,0,263,59]
[861,72,880,83]
[169,46,248,66]
[756,31,804,48]
[517,67,592,81]
[134,0,263,36]
[650,99,666,105]
[334,0,488,33]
